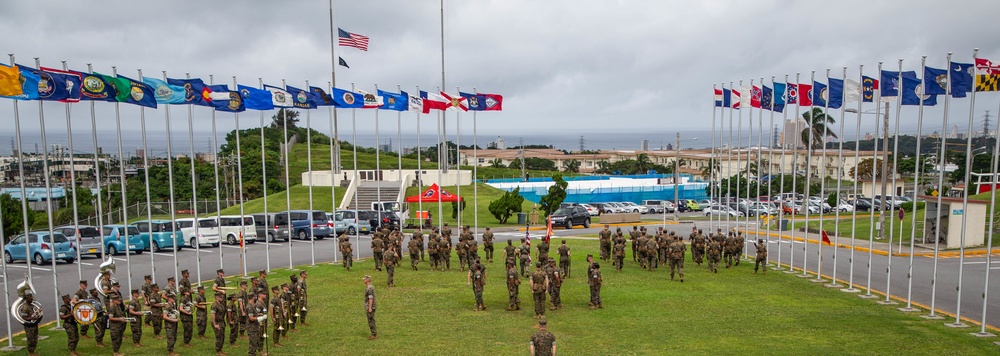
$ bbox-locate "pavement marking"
[80,262,95,266]
[6,265,51,272]
[154,253,176,257]
[963,260,1000,265]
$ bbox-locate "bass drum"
[72,300,100,325]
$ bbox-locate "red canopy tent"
[405,183,464,203]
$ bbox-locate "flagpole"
[800,71,815,279]
[415,86,424,252]
[0,185,12,346]
[727,81,734,235]
[0,55,16,348]
[455,86,462,231]
[210,75,226,272]
[736,79,744,242]
[862,62,884,299]
[925,53,953,319]
[787,73,800,275]
[261,78,273,270]
[160,69,181,285]
[880,59,906,306]
[975,76,1000,336]
[815,69,832,284]
[351,83,360,260]
[281,79,294,269]
[766,78,776,268]
[59,61,84,281]
[710,84,717,234]
[138,69,158,284]
[32,58,62,329]
[328,81,338,264]
[397,84,403,191]
[949,48,980,328]
[437,86,444,229]
[305,79,316,267]
[827,66,848,289]
[743,79,752,258]
[440,0,448,173]
[775,75,789,271]
[328,0,341,175]
[109,67,137,300]
[88,63,107,262]
[234,76,251,274]
[901,57,929,311]
[842,65,864,293]
[182,72,205,282]
[8,54,32,288]
[755,79,763,262]
[374,84,383,221]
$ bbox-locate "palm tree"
[701,158,720,180]
[635,153,653,173]
[800,107,838,150]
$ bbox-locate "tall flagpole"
[61,61,83,280]
[161,69,181,285]
[210,75,226,271]
[305,79,316,266]
[925,53,953,319]
[415,86,424,246]
[473,87,479,236]
[351,83,361,260]
[709,84,718,233]
[328,0,341,175]
[328,81,338,264]
[140,70,157,282]
[755,79,763,260]
[862,62,884,299]
[8,55,32,287]
[374,84,383,215]
[787,73,801,275]
[902,57,928,311]
[726,82,734,238]
[975,81,1000,335]
[455,87,462,230]
[183,72,204,281]
[33,58,62,329]
[440,0,448,173]
[234,76,251,274]
[437,86,444,228]
[111,66,135,296]
[0,189,12,346]
[881,59,906,306]
[260,78,273,270]
[281,79,294,269]
[397,84,403,187]
[814,69,831,284]
[949,48,980,328]
[88,63,107,262]
[801,71,815,278]
[842,65,864,293]
[775,75,789,271]
[766,78,776,268]
[736,80,744,239]
[827,67,848,289]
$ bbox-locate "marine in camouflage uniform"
[503,239,517,267]
[384,247,398,287]
[644,235,659,271]
[505,261,521,311]
[412,226,425,261]
[482,227,495,262]
[288,275,301,331]
[59,294,79,356]
[236,281,249,338]
[457,231,469,271]
[162,293,179,356]
[439,233,453,270]
[629,226,639,261]
[142,275,154,327]
[733,231,745,266]
[340,235,354,271]
[297,270,309,325]
[588,262,603,309]
[74,281,90,337]
[530,317,556,356]
[724,232,736,268]
[657,229,669,266]
[227,295,239,346]
[612,237,625,272]
[18,293,41,356]
[128,289,145,347]
[536,238,550,264]
[690,228,706,265]
[545,258,562,310]
[211,293,227,355]
[244,293,261,356]
[529,262,548,318]
[707,232,722,273]
[467,235,480,265]
[254,292,269,354]
[636,232,648,269]
[598,225,612,261]
[270,286,285,347]
[427,232,440,270]
[179,269,193,295]
[754,239,768,274]
[668,235,686,282]
[468,259,487,310]
[179,289,195,347]
[557,240,571,278]
[195,286,208,339]
[408,237,421,270]
[107,295,127,356]
[371,233,385,271]
[364,275,377,339]
[518,239,531,277]
[89,288,107,346]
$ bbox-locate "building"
[781,118,808,148]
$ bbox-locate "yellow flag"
[0,65,22,97]
[975,74,1000,92]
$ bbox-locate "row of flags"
[0,62,503,114]
[712,57,1000,111]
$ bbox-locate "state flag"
[35,66,82,102]
[238,84,275,110]
[142,77,187,104]
[798,83,813,106]
[285,85,318,109]
[730,89,741,109]
[714,88,724,107]
[722,88,732,108]
[332,87,364,108]
[862,76,878,102]
[773,83,786,106]
[976,74,1000,92]
[0,64,38,100]
[357,89,383,109]
[950,62,974,98]
[785,83,799,106]
[310,86,335,106]
[740,85,752,109]
[377,89,408,111]
[98,73,157,108]
[845,79,861,103]
[203,84,243,112]
[407,91,424,113]
[478,93,503,111]
[901,76,937,106]
[422,92,450,114]
[761,85,774,111]
[440,92,468,111]
[166,77,207,105]
[263,85,294,108]
[750,86,761,108]
[879,70,918,98]
[0,64,22,97]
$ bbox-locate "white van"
[216,215,258,245]
[175,218,221,248]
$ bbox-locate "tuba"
[95,257,117,297]
[11,276,43,325]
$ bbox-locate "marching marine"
[482,226,495,263]
[506,261,521,311]
[60,294,80,356]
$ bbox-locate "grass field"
[405,182,537,227]
[789,209,927,245]
[19,240,998,355]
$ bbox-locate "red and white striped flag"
[338,28,369,51]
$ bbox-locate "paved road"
[2,214,997,340]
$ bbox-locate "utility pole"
[878,101,890,239]
[983,110,991,138]
[519,137,525,181]
[578,135,585,152]
[673,132,680,221]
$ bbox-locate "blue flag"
[27,67,81,102]
[880,70,918,97]
[285,85,317,109]
[378,89,408,111]
[811,81,828,107]
[166,78,207,105]
[827,78,844,109]
[862,76,877,102]
[761,86,772,111]
[142,77,187,104]
[722,88,731,108]
[901,76,937,106]
[332,87,364,108]
[924,66,948,96]
[114,74,157,109]
[2,65,40,100]
[203,84,244,112]
[309,86,335,106]
[951,62,974,98]
[238,85,274,110]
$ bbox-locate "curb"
[518,220,674,231]
[743,229,1000,257]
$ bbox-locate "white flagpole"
[881,59,906,306]
[827,67,848,289]
[351,83,360,260]
[727,81,734,234]
[0,55,16,345]
[766,77,776,268]
[32,58,62,328]
[87,63,107,262]
[139,70,157,282]
[843,65,864,293]
[110,66,136,298]
[755,79,764,260]
[415,86,424,251]
[328,81,337,264]
[260,78,272,270]
[815,68,831,284]
[455,86,462,230]
[182,72,204,283]
[8,56,32,303]
[902,57,929,311]
[161,69,181,285]
[775,75,789,271]
[0,190,12,346]
[281,79,294,269]
[234,76,251,274]
[925,53,953,319]
[210,75,226,271]
[949,48,980,328]
[60,61,83,280]
[975,79,1000,336]
[437,85,444,229]
[736,79,744,240]
[397,84,403,188]
[473,87,479,236]
[374,84,383,224]
[328,0,341,175]
[862,62,884,299]
[305,79,316,267]
[709,84,718,233]
[802,71,814,279]
[787,73,801,275]
[743,79,753,258]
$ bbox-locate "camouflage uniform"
[530,327,557,356]
[734,232,745,265]
[18,298,40,354]
[545,260,562,309]
[754,239,768,274]
[163,300,179,353]
[60,298,78,353]
[371,235,385,271]
[179,293,194,346]
[598,227,612,261]
[74,286,90,336]
[530,264,548,317]
[707,235,722,273]
[518,242,531,277]
[482,229,495,262]
[613,239,625,272]
[384,249,398,287]
[506,262,521,310]
[469,261,487,310]
[557,243,571,278]
[457,239,469,271]
[245,296,261,356]
[408,238,421,270]
[536,240,550,264]
[108,299,126,353]
[589,264,603,308]
[668,237,686,282]
[644,237,659,271]
[636,233,648,269]
[227,296,239,346]
[340,238,354,271]
[149,290,164,337]
[195,290,208,338]
[504,241,518,267]
[365,283,377,338]
[629,227,639,261]
[427,235,439,270]
[691,230,706,265]
[412,229,425,261]
[128,294,144,345]
[440,236,452,270]
[211,295,226,353]
[296,274,309,324]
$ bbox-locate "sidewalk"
[740,226,1000,257]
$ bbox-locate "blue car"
[4,231,77,265]
[101,225,147,255]
[132,220,185,252]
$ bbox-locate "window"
[11,236,25,245]
[102,227,113,236]
[155,223,174,232]
[43,234,69,243]
[79,227,101,237]
[311,211,327,221]
[176,221,193,229]
[127,227,140,236]
[134,222,150,233]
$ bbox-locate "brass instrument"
[122,317,138,322]
[181,302,193,314]
[165,309,179,320]
[95,257,117,297]
[12,276,43,325]
[141,310,153,316]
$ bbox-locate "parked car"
[133,220,185,252]
[334,210,372,235]
[100,225,146,255]
[605,202,626,214]
[4,231,77,265]
[275,210,334,240]
[56,225,103,257]
[579,204,601,216]
[215,215,257,245]
[851,198,881,212]
[550,205,592,229]
[745,202,777,217]
[684,199,702,212]
[252,213,290,242]
[837,200,855,212]
[704,205,745,217]
[363,209,400,231]
[175,218,222,247]
[619,202,648,214]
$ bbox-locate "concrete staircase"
[348,181,401,210]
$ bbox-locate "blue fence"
[504,183,709,204]
[484,173,704,184]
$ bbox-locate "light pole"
[673,134,698,221]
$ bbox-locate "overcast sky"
[2,0,1000,152]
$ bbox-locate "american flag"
[338,28,369,51]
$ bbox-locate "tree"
[451,200,466,219]
[489,158,505,168]
[563,159,581,173]
[0,193,34,242]
[635,153,653,173]
[849,158,892,181]
[488,187,524,224]
[539,174,568,217]
[800,107,838,150]
[701,158,721,180]
[270,108,300,129]
[827,192,839,208]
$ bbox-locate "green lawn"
[790,209,926,244]
[17,240,998,354]
[406,182,536,227]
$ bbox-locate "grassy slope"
[790,209,927,245]
[23,240,998,355]
[405,182,536,226]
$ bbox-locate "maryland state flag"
[975,74,1000,92]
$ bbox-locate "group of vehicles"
[698,193,914,218]
[4,205,406,266]
[565,200,706,217]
